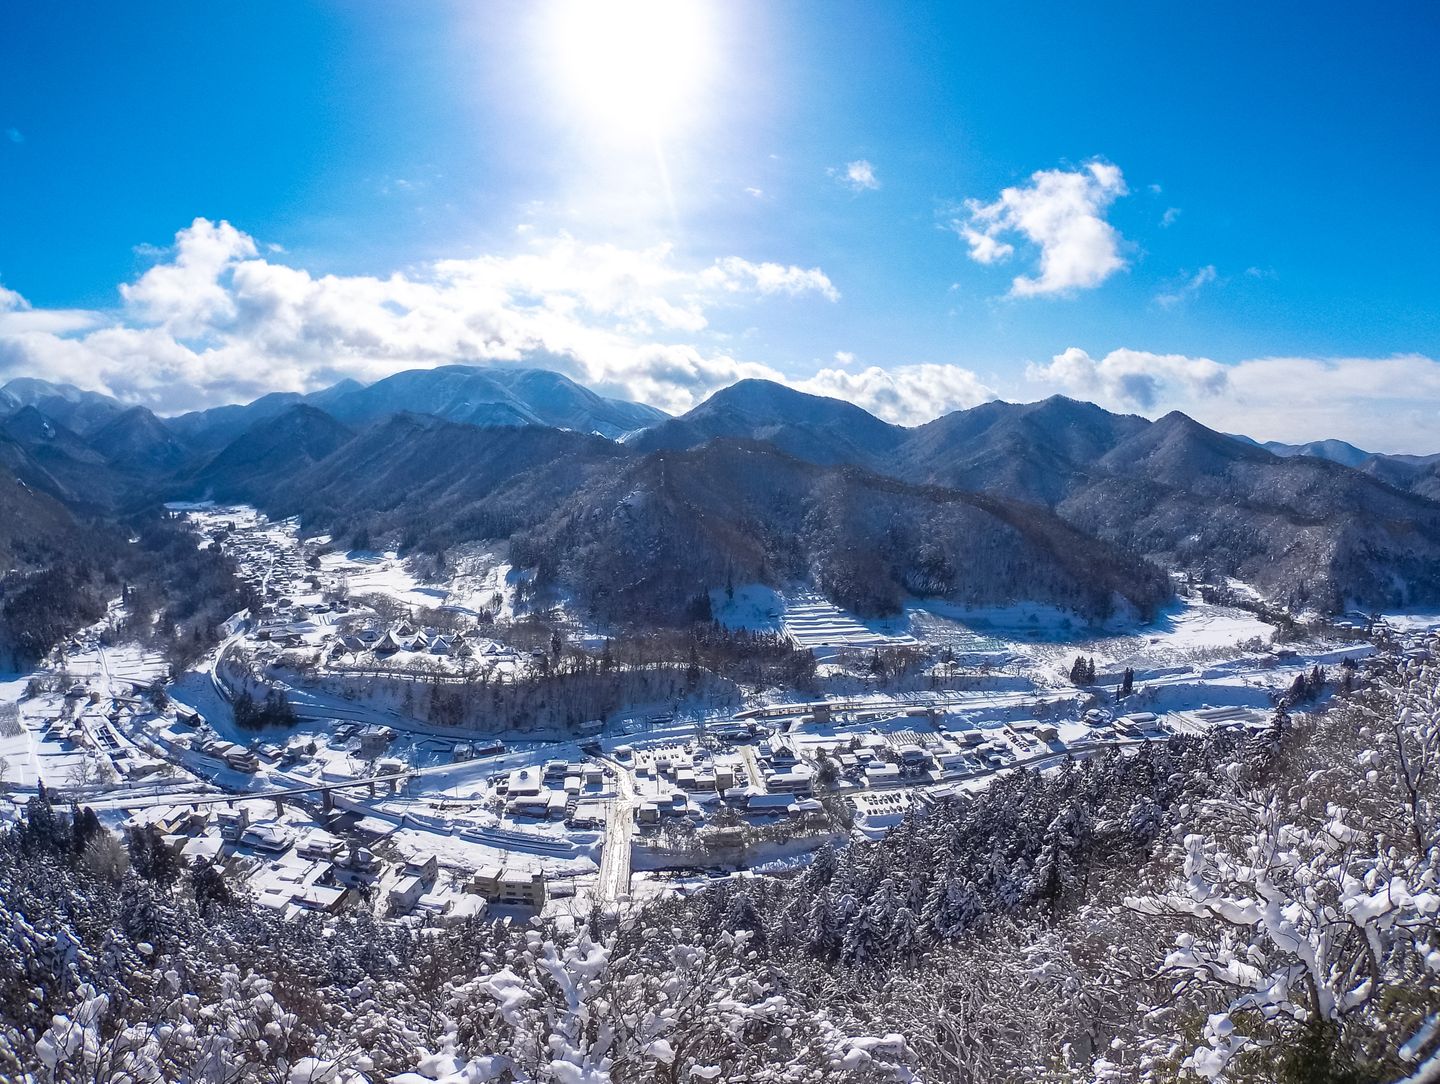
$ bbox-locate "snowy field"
[780,593,920,651]
[319,544,518,620]
[711,584,919,651]
[713,581,1278,682]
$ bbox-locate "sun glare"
[546,0,714,141]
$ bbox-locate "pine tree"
[127,824,154,878]
[233,689,257,728]
[725,892,767,955]
[841,904,879,967]
[191,861,230,913]
[890,905,920,964]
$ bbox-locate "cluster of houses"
[194,735,260,773]
[630,742,827,823]
[215,521,312,598]
[35,693,171,783]
[326,622,519,665]
[498,761,608,822]
[618,710,1081,834]
[195,513,528,676]
[124,799,550,919]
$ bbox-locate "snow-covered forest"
[1,646,1436,1081]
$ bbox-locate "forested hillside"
[5,369,1440,628]
[510,440,1171,622]
[0,506,254,672]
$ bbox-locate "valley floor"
[1,503,1432,928]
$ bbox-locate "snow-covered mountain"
[162,365,667,448]
[0,376,129,435]
[630,378,904,465]
[5,366,1440,615]
[318,365,667,437]
[1259,436,1374,468]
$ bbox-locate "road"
[77,765,419,812]
[596,755,638,904]
[737,743,767,794]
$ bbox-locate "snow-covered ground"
[713,582,1276,676]
[780,592,920,652]
[7,504,1434,926]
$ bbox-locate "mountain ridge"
[4,367,1439,617]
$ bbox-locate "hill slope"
[508,440,1171,623]
[86,406,192,473]
[655,388,1440,613]
[630,379,903,466]
[188,406,356,503]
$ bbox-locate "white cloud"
[1028,347,1228,410]
[1155,264,1217,308]
[0,219,992,430]
[700,256,839,302]
[957,226,1013,265]
[954,160,1129,297]
[835,159,880,192]
[1161,206,1181,227]
[1027,346,1440,453]
[798,363,995,426]
[10,219,1434,452]
[0,219,842,417]
[119,217,258,335]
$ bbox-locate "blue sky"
[1,1,1438,449]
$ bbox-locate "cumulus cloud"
[957,226,1013,265]
[835,159,880,192]
[120,217,258,335]
[798,363,995,426]
[1028,347,1228,410]
[954,160,1128,296]
[1027,346,1440,453]
[0,219,846,417]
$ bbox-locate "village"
[1,503,1433,930]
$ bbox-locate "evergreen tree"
[725,892,767,954]
[806,887,839,958]
[191,860,230,913]
[890,905,920,964]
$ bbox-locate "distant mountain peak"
[1261,437,1373,468]
[0,377,128,435]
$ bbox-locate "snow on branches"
[1123,658,1440,1081]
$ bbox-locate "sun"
[545,0,714,142]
